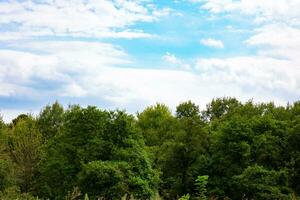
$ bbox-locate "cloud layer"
[0,0,171,39]
[0,0,300,122]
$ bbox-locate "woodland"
[0,97,300,199]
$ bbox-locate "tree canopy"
[0,98,299,199]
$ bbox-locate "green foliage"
[37,106,159,199]
[194,175,208,200]
[7,116,42,193]
[11,114,30,127]
[78,161,128,199]
[178,194,190,200]
[287,116,300,195]
[138,103,175,147]
[176,100,200,119]
[233,165,291,199]
[0,99,300,199]
[37,101,64,140]
[0,159,15,190]
[202,97,240,121]
[0,186,37,200]
[158,101,209,199]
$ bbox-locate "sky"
[0,0,300,122]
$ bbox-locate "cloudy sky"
[0,0,300,122]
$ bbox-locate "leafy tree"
[208,115,253,197]
[287,117,300,195]
[11,114,30,127]
[176,101,201,119]
[37,101,64,140]
[137,103,178,175]
[79,110,159,199]
[0,159,15,191]
[137,103,176,147]
[37,106,159,199]
[0,116,15,191]
[0,99,300,199]
[233,165,291,199]
[202,97,240,121]
[158,101,208,199]
[7,115,42,192]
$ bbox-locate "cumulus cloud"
[245,24,300,61]
[195,56,300,95]
[3,39,294,122]
[200,38,224,48]
[0,41,201,116]
[190,0,300,104]
[1,0,300,122]
[0,40,128,98]
[0,0,174,121]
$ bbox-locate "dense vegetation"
[0,98,300,199]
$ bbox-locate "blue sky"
[0,0,300,122]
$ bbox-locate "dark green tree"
[158,101,209,199]
[287,104,300,195]
[202,97,240,122]
[37,106,159,199]
[233,165,291,199]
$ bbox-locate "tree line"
[0,97,300,199]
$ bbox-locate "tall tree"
[37,106,159,199]
[8,115,42,192]
[137,103,178,170]
[158,101,209,199]
[37,101,64,140]
[287,101,300,195]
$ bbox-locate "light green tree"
[8,115,42,192]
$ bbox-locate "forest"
[0,97,300,200]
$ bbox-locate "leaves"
[0,99,300,199]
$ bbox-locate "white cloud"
[0,40,129,99]
[163,52,179,64]
[0,0,170,39]
[0,41,197,105]
[245,24,300,61]
[2,40,297,112]
[200,38,224,48]
[191,0,300,104]
[195,56,300,95]
[163,52,191,70]
[199,0,300,25]
[1,0,300,122]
